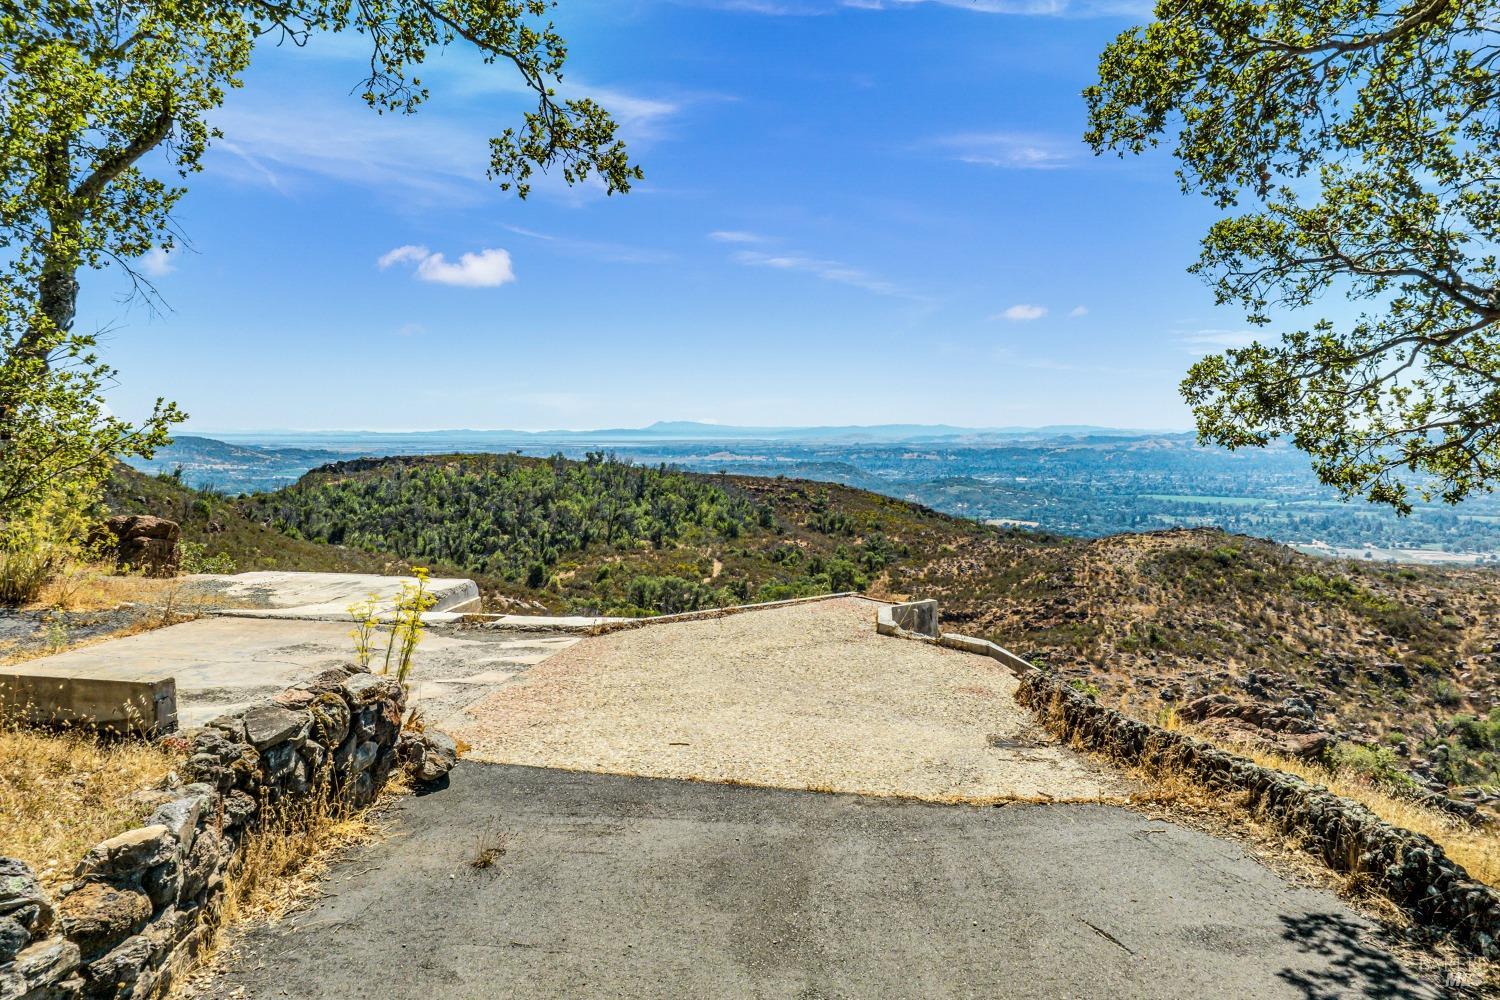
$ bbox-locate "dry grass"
[1146,710,1500,890]
[1235,744,1500,890]
[0,722,182,888]
[30,565,231,616]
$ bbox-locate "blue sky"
[86,0,1273,433]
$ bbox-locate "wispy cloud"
[732,249,908,297]
[214,101,489,201]
[504,225,674,265]
[378,245,516,287]
[933,132,1082,170]
[708,230,770,244]
[1180,329,1259,352]
[1069,305,1088,317]
[994,303,1048,321]
[210,76,688,204]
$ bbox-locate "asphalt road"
[203,763,1440,999]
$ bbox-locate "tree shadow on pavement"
[1275,911,1442,999]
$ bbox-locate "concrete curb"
[454,591,876,636]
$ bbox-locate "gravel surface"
[0,606,152,660]
[450,597,1128,803]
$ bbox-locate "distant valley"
[130,424,1500,565]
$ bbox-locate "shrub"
[1328,742,1420,792]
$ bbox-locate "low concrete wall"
[0,667,456,1000]
[465,591,869,636]
[875,600,938,638]
[0,673,176,736]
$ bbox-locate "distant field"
[1138,494,1269,506]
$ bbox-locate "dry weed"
[0,722,181,888]
[1230,744,1500,891]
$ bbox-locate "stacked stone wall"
[1,665,455,999]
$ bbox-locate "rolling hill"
[109,454,1500,802]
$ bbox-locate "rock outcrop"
[93,516,180,578]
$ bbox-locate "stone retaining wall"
[1,665,456,999]
[1014,667,1500,960]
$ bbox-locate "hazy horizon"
[79,0,1346,435]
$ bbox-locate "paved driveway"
[201,763,1437,999]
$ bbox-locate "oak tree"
[0,1,639,527]
[1088,0,1498,511]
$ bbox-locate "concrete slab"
[183,571,481,620]
[3,618,578,729]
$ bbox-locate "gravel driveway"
[448,597,1126,803]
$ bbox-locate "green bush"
[1328,742,1419,791]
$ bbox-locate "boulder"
[341,673,402,708]
[307,692,351,749]
[240,705,310,751]
[3,937,80,996]
[74,827,174,883]
[0,916,29,964]
[81,933,151,996]
[400,731,458,785]
[55,884,150,959]
[146,788,214,851]
[93,515,180,578]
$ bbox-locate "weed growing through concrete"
[347,593,380,668]
[346,568,438,689]
[383,567,437,688]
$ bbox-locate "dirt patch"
[449,598,1127,803]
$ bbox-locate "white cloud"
[139,247,175,278]
[1180,329,1259,351]
[932,132,1081,170]
[1069,305,1088,317]
[378,245,432,269]
[378,245,516,287]
[732,249,904,297]
[708,230,770,244]
[995,303,1048,322]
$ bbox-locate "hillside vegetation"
[111,453,1500,801]
[240,453,984,616]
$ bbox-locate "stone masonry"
[1,665,457,1000]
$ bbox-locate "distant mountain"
[127,435,344,492]
[198,421,1189,449]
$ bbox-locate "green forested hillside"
[240,453,984,616]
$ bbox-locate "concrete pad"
[0,671,176,735]
[450,597,1127,803]
[6,617,578,729]
[183,571,481,620]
